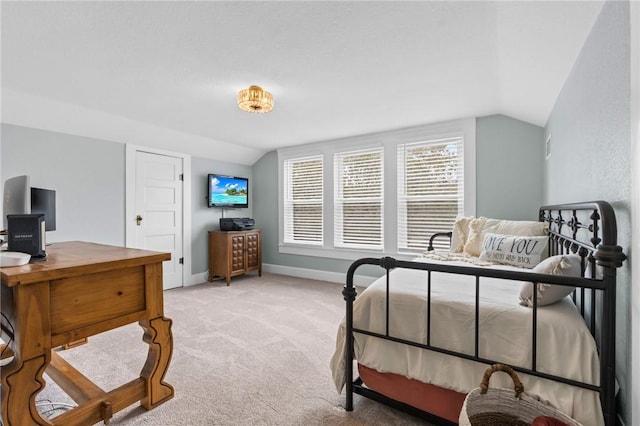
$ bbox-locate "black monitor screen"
[31,187,56,231]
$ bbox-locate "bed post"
[343,260,361,411]
[594,242,626,426]
[343,257,392,411]
[586,202,625,426]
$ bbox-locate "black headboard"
[539,201,625,268]
[539,200,626,332]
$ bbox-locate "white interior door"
[134,151,184,290]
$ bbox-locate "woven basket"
[459,364,582,426]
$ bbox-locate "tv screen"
[208,174,248,208]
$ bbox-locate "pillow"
[479,233,548,268]
[463,217,548,257]
[450,216,474,253]
[519,254,582,307]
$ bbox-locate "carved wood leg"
[139,316,174,410]
[2,281,52,426]
[1,355,51,426]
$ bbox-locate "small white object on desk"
[0,251,31,267]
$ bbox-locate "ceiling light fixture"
[237,85,274,113]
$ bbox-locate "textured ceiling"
[1,1,603,165]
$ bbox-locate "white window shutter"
[334,148,384,249]
[397,137,464,252]
[283,156,323,244]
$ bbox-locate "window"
[278,118,475,260]
[398,137,464,251]
[283,156,323,245]
[334,148,384,249]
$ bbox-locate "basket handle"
[479,363,524,398]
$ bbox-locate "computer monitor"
[2,176,57,233]
[31,188,56,232]
[2,175,31,231]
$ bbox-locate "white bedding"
[330,257,602,426]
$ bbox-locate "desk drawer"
[50,266,146,338]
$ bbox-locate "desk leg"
[139,316,174,410]
[2,282,52,426]
[1,354,50,426]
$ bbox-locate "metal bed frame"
[342,201,626,425]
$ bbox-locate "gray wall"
[255,150,382,277]
[0,123,253,281]
[543,1,632,422]
[191,157,252,276]
[1,123,125,246]
[253,151,358,275]
[252,115,544,277]
[252,150,278,264]
[476,114,544,220]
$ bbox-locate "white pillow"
[479,233,548,268]
[463,217,548,257]
[519,254,582,307]
[450,216,474,253]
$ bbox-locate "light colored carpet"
[35,272,433,425]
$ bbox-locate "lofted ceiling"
[1,1,604,165]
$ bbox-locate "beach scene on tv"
[210,176,248,205]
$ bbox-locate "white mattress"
[330,257,602,426]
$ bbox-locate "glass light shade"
[237,85,274,113]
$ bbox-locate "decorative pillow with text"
[479,233,548,268]
[463,218,548,257]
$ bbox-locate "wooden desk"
[1,242,174,425]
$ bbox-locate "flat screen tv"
[208,174,248,208]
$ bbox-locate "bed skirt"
[358,363,466,423]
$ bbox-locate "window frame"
[282,155,324,246]
[397,136,466,254]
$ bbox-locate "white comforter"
[330,257,602,426]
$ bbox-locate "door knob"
[136,215,143,226]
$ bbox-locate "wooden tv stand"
[208,229,261,285]
[0,241,174,425]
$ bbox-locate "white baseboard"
[186,265,378,288]
[186,271,210,287]
[263,263,378,287]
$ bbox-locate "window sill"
[278,244,419,262]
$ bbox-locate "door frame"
[125,144,192,288]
